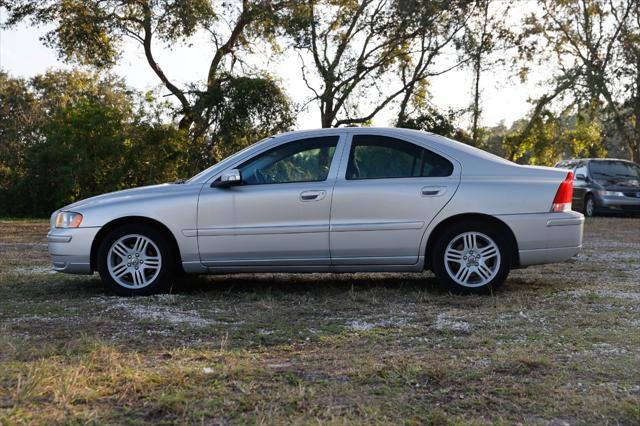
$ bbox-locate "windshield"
[590,161,640,180]
[555,161,575,169]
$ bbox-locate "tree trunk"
[321,93,334,128]
[471,52,482,146]
[396,82,414,128]
[470,0,490,147]
[321,113,333,128]
[634,57,640,163]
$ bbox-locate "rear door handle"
[300,190,326,201]
[421,186,446,197]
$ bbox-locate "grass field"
[1,217,639,424]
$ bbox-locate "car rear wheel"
[431,221,512,294]
[97,224,175,296]
[584,194,596,217]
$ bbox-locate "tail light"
[551,171,574,212]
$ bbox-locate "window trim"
[236,136,340,186]
[345,134,454,181]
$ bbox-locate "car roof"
[558,158,635,163]
[274,127,433,138]
[190,127,567,184]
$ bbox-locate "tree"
[284,0,472,128]
[460,0,516,146]
[0,70,194,216]
[394,0,474,127]
[488,109,606,166]
[522,0,639,162]
[0,72,39,212]
[284,0,401,128]
[1,0,294,172]
[397,104,472,143]
[23,96,133,214]
[618,0,640,162]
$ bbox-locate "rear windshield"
[590,161,640,179]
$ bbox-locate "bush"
[0,70,189,217]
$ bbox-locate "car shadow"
[170,272,445,296]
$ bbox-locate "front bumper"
[47,227,100,274]
[595,194,640,214]
[496,211,584,267]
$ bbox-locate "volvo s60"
[48,128,584,295]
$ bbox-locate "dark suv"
[555,158,640,217]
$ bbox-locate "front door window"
[239,136,338,185]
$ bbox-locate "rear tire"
[584,194,596,217]
[97,224,176,296]
[431,220,512,295]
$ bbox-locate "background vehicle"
[48,128,584,296]
[555,158,640,217]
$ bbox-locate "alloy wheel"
[444,231,501,288]
[107,234,162,289]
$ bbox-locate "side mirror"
[212,169,242,188]
[575,173,586,181]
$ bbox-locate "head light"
[598,190,624,197]
[55,212,83,228]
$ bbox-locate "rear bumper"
[517,245,581,267]
[496,211,584,267]
[47,227,99,274]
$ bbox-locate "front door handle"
[300,190,326,201]
[421,186,446,197]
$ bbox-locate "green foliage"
[123,122,189,188]
[0,70,190,217]
[0,68,292,216]
[489,109,607,165]
[398,105,473,144]
[1,0,216,68]
[49,0,121,68]
[0,73,37,216]
[522,0,640,162]
[0,0,293,173]
[210,75,295,163]
[155,0,216,43]
[21,98,130,214]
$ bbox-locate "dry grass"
[0,217,639,424]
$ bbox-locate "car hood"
[60,183,185,212]
[596,178,640,190]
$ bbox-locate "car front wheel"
[97,224,175,296]
[431,221,511,294]
[584,194,596,217]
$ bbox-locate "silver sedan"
[48,128,584,295]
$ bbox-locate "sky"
[0,6,549,131]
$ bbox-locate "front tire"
[431,221,512,294]
[584,194,596,217]
[97,224,176,296]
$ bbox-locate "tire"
[584,194,596,217]
[97,224,176,296]
[431,220,512,295]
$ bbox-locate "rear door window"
[346,135,453,180]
